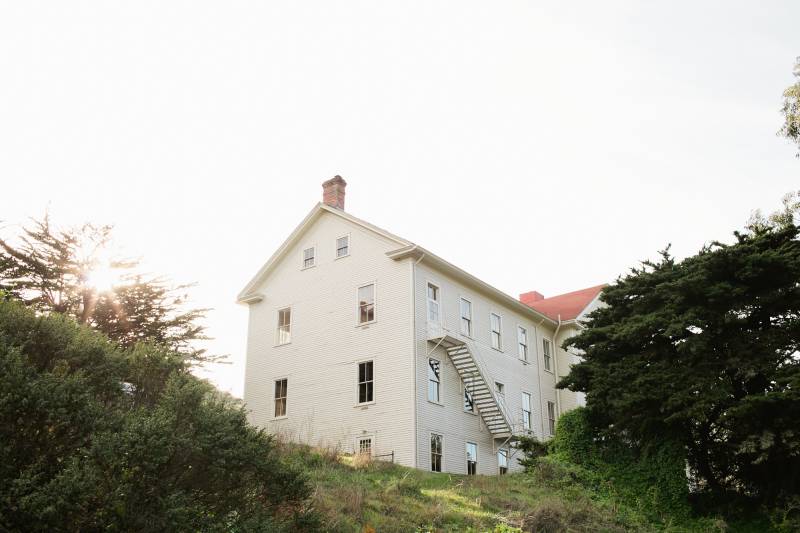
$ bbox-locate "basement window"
[358,437,372,457]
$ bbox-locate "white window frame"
[543,338,553,372]
[335,234,350,259]
[426,282,441,324]
[276,307,291,345]
[522,391,532,432]
[357,282,377,325]
[490,312,502,350]
[517,325,528,362]
[466,442,478,475]
[427,357,442,404]
[301,246,316,269]
[356,359,375,405]
[430,433,444,472]
[273,377,288,419]
[459,297,473,337]
[498,448,509,475]
[547,401,556,436]
[356,435,374,457]
[463,380,476,414]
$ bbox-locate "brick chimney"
[322,175,347,210]
[519,291,545,306]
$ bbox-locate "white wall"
[412,261,560,475]
[243,210,417,466]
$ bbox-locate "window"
[490,313,502,350]
[358,361,374,404]
[518,326,528,361]
[466,442,478,475]
[277,307,291,345]
[431,434,443,472]
[428,358,441,403]
[495,381,505,400]
[336,235,350,258]
[274,378,287,417]
[460,298,472,336]
[358,284,375,324]
[427,283,440,323]
[463,382,475,413]
[522,392,532,431]
[543,339,552,371]
[302,247,315,268]
[498,448,508,475]
[358,437,372,456]
[547,401,556,436]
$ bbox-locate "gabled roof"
[237,203,410,303]
[523,284,606,322]
[236,203,558,326]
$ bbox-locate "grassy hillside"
[281,444,757,533]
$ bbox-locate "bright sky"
[2,2,798,397]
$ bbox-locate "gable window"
[431,433,443,472]
[466,442,478,475]
[498,448,508,475]
[517,326,528,361]
[460,298,472,336]
[358,284,375,324]
[543,339,552,371]
[274,378,287,417]
[336,235,350,258]
[463,381,475,413]
[277,307,291,345]
[358,361,374,404]
[490,313,502,350]
[427,358,441,403]
[522,392,532,431]
[427,283,440,323]
[358,437,372,456]
[302,247,315,268]
[547,401,556,436]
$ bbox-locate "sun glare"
[84,264,120,293]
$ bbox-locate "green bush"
[0,299,317,532]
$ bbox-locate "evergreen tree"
[0,216,210,363]
[560,200,800,502]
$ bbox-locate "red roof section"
[520,284,606,321]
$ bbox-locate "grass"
[280,444,720,533]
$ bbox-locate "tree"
[560,201,800,503]
[0,216,211,363]
[780,57,800,156]
[0,298,317,532]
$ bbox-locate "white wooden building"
[238,176,604,475]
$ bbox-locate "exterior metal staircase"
[428,330,513,438]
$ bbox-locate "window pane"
[464,385,474,412]
[359,285,375,323]
[337,236,349,257]
[428,359,440,402]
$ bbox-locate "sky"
[1,1,798,397]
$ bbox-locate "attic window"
[302,247,315,269]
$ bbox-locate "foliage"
[560,202,800,504]
[780,57,800,156]
[0,299,315,532]
[0,216,211,363]
[510,434,549,472]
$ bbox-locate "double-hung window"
[274,378,287,417]
[466,442,478,475]
[518,326,528,361]
[428,358,441,403]
[547,401,556,435]
[543,339,552,371]
[358,284,375,324]
[427,283,440,323]
[302,247,315,268]
[277,308,291,345]
[358,361,374,404]
[498,448,508,475]
[460,298,472,336]
[490,313,502,350]
[431,434,443,472]
[463,381,475,413]
[336,235,350,258]
[522,392,532,431]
